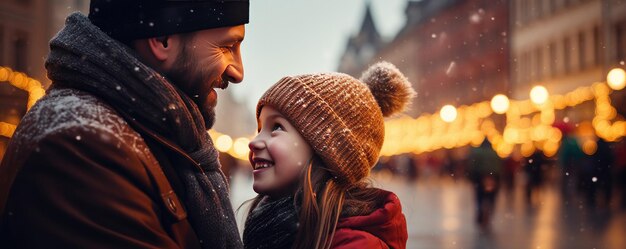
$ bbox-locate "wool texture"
[243,196,298,249]
[256,62,415,185]
[88,0,249,41]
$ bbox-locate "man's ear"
[147,36,171,61]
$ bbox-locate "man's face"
[165,25,245,128]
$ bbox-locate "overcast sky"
[225,0,407,114]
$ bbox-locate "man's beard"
[165,44,217,129]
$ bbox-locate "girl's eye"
[272,123,284,132]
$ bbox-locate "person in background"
[467,139,503,229]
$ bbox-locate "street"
[231,169,626,249]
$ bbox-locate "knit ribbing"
[257,73,384,184]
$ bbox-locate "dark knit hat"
[88,0,249,41]
[257,62,416,184]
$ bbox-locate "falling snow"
[6,88,152,157]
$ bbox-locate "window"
[547,0,556,14]
[549,42,558,77]
[516,53,524,84]
[617,21,626,63]
[593,26,602,66]
[554,0,566,12]
[534,48,543,81]
[578,31,587,69]
[564,36,572,73]
[0,26,4,65]
[13,32,27,72]
[520,0,529,24]
[522,52,531,83]
[533,0,543,20]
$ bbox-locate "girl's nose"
[248,138,265,151]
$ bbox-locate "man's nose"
[224,55,243,83]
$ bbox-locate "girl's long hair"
[244,156,383,249]
[293,157,383,249]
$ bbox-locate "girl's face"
[248,106,314,198]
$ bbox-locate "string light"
[530,85,549,106]
[0,122,15,138]
[440,105,457,123]
[0,66,46,139]
[208,130,252,161]
[381,68,626,158]
[3,67,626,160]
[233,137,251,158]
[607,68,626,90]
[215,134,233,152]
[491,94,510,114]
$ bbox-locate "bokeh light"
[582,139,597,156]
[233,137,251,158]
[490,94,510,114]
[440,105,457,123]
[530,85,549,105]
[607,68,626,90]
[215,134,233,152]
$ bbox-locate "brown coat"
[0,88,202,249]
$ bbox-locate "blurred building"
[214,90,256,139]
[337,0,510,116]
[0,0,89,161]
[510,0,626,118]
[0,0,89,85]
[337,3,386,78]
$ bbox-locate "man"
[0,0,248,248]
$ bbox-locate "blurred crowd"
[369,135,626,230]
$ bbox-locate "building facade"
[510,0,626,117]
[338,0,510,116]
[0,0,89,160]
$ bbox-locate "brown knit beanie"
[256,62,415,184]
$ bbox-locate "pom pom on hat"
[360,61,416,117]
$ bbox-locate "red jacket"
[331,191,408,249]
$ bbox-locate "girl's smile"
[248,106,313,198]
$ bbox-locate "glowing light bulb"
[530,86,549,105]
[440,105,457,123]
[607,68,626,90]
[490,94,510,114]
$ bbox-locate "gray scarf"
[45,12,242,249]
[243,196,298,249]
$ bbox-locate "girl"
[243,62,414,249]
